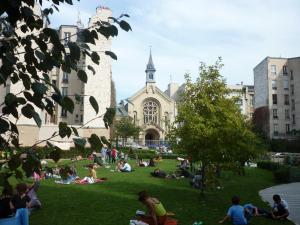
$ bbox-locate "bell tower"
[145,49,156,84]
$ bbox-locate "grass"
[29,159,294,225]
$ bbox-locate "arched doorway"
[145,129,160,146]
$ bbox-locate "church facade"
[126,52,182,146]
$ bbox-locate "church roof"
[127,85,173,104]
[145,50,156,72]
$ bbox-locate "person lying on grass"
[243,203,270,221]
[219,196,247,225]
[76,164,97,184]
[137,191,167,225]
[271,194,289,220]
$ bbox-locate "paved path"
[259,182,300,225]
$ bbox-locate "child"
[10,183,31,212]
[219,196,247,225]
[271,194,289,220]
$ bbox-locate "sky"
[46,0,300,102]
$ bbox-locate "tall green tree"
[169,59,260,190]
[0,0,131,188]
[114,118,141,146]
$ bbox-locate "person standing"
[111,147,118,164]
[101,147,107,163]
[106,148,111,163]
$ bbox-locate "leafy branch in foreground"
[0,0,129,189]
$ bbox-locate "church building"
[126,51,182,146]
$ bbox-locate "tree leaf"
[71,127,79,136]
[91,52,100,65]
[105,51,117,60]
[89,96,99,114]
[119,20,132,32]
[32,82,48,96]
[5,93,18,108]
[77,70,87,83]
[73,138,86,150]
[100,136,111,148]
[88,134,103,149]
[68,42,81,61]
[103,107,116,128]
[58,122,71,138]
[49,149,61,163]
[8,155,21,170]
[32,111,42,127]
[0,118,10,134]
[87,65,96,75]
[61,96,74,113]
[21,104,35,119]
[35,50,45,61]
[10,122,19,135]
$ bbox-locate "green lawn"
[29,159,294,225]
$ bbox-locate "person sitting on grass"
[138,159,149,167]
[219,196,247,225]
[27,182,42,211]
[151,169,167,178]
[10,183,31,213]
[120,160,132,172]
[0,187,13,218]
[271,194,289,220]
[78,164,97,184]
[137,191,167,225]
[148,158,156,167]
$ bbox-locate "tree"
[169,58,260,191]
[114,117,141,146]
[0,0,131,189]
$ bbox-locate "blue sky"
[47,0,300,102]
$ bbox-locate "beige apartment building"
[254,57,300,139]
[0,6,114,148]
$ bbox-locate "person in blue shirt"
[219,196,247,225]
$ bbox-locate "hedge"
[256,161,281,171]
[257,161,300,183]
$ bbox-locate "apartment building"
[254,57,300,139]
[227,84,254,119]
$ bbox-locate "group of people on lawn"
[219,194,289,225]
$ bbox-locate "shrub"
[273,166,290,183]
[257,161,281,171]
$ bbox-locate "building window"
[272,94,277,104]
[273,109,278,119]
[80,115,83,123]
[272,80,277,90]
[292,114,295,124]
[284,94,289,105]
[62,87,68,96]
[291,85,294,95]
[143,100,159,125]
[283,80,289,90]
[62,72,69,83]
[61,109,67,117]
[291,99,295,110]
[290,70,293,80]
[52,80,57,87]
[271,65,276,75]
[283,66,287,75]
[273,124,278,136]
[285,109,290,120]
[64,32,71,46]
[149,73,153,80]
[286,124,290,133]
[236,98,243,105]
